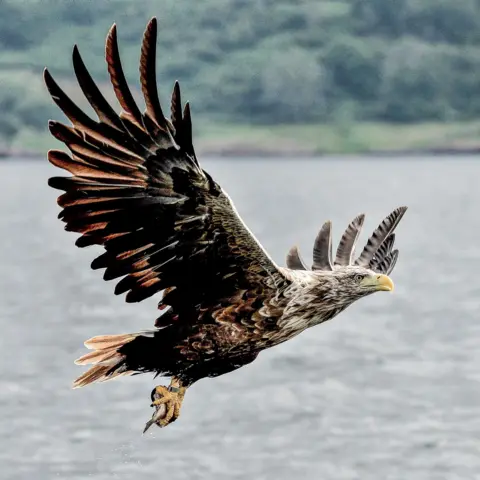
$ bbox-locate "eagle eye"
[354,274,365,282]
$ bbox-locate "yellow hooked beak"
[360,274,394,292]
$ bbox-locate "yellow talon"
[143,378,187,433]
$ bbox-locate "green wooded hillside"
[2,0,480,154]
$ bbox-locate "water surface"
[1,156,479,480]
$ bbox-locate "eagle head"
[315,265,394,306]
[280,266,395,332]
[283,207,406,326]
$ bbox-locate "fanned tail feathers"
[73,333,137,388]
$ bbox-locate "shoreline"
[2,146,480,160]
[4,120,480,160]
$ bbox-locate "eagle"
[44,18,407,432]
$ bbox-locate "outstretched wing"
[286,207,406,275]
[45,18,288,326]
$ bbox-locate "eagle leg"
[143,377,187,432]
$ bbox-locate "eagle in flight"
[44,18,407,432]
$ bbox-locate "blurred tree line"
[1,0,480,145]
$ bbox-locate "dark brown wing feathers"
[170,81,182,133]
[170,82,197,162]
[46,18,284,322]
[105,24,144,130]
[72,45,125,132]
[182,102,196,159]
[139,17,167,131]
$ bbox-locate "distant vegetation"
[1,0,480,153]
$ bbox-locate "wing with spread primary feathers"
[44,18,288,327]
[286,207,406,275]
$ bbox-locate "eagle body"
[44,18,407,430]
[101,270,325,385]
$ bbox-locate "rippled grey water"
[1,157,479,480]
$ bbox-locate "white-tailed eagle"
[44,18,407,432]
